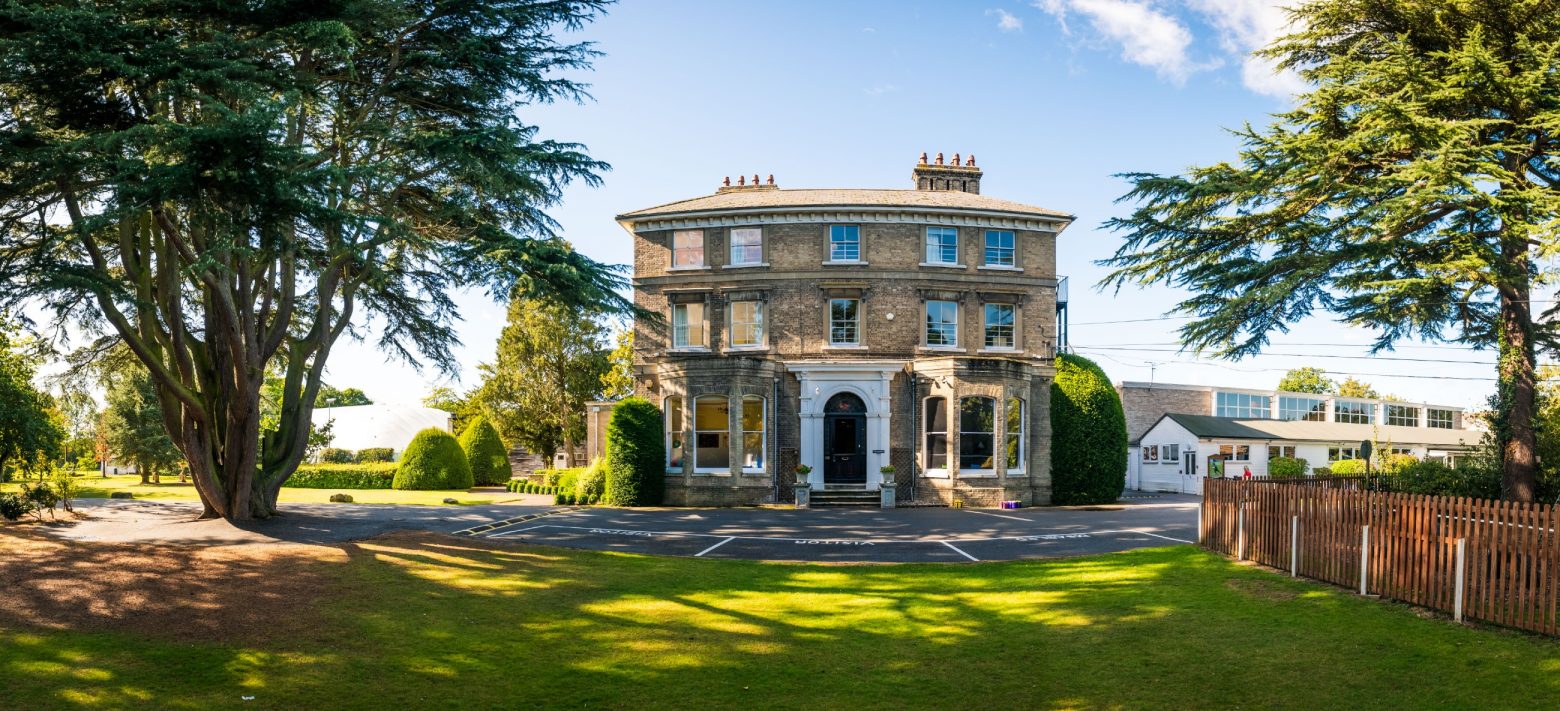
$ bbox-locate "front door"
[823,393,867,484]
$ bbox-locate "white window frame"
[693,395,730,474]
[671,302,707,349]
[1267,445,1297,460]
[1386,404,1420,427]
[1334,401,1374,424]
[1159,443,1180,462]
[828,225,861,263]
[983,230,1016,267]
[983,303,1016,350]
[1428,408,1454,429]
[671,230,705,268]
[1215,392,1271,419]
[828,298,861,346]
[665,396,684,471]
[1328,446,1360,462]
[925,300,959,348]
[740,395,765,474]
[924,227,960,265]
[728,227,764,266]
[923,396,950,477]
[1005,397,1025,473]
[1218,444,1251,462]
[728,300,765,348]
[1142,445,1159,463]
[958,396,997,474]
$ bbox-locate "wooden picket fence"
[1202,478,1560,636]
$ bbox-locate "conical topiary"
[459,416,511,486]
[393,428,475,490]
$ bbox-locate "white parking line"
[965,510,1032,522]
[489,525,546,538]
[941,541,979,561]
[695,537,736,557]
[1124,529,1194,544]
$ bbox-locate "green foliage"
[1097,0,1560,500]
[393,429,474,491]
[1276,368,1334,395]
[1379,453,1419,474]
[603,397,665,506]
[0,491,31,521]
[1050,354,1128,505]
[1330,459,1368,476]
[1267,457,1309,478]
[541,467,586,488]
[476,297,611,464]
[1336,378,1381,400]
[317,386,373,408]
[356,448,395,464]
[286,464,398,490]
[424,386,483,435]
[319,448,357,464]
[600,328,636,400]
[576,464,606,503]
[0,0,627,519]
[459,417,512,486]
[100,363,181,482]
[0,329,64,478]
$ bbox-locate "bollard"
[1454,537,1467,622]
[1359,525,1370,595]
[1291,515,1299,577]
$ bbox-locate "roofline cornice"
[615,204,1074,235]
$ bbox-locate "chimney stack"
[717,172,781,194]
[912,151,982,194]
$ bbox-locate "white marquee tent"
[310,404,453,459]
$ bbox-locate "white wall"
[1135,419,1200,494]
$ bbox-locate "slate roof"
[1139,413,1479,448]
[616,188,1073,221]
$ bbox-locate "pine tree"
[1100,0,1560,500]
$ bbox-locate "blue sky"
[329,0,1503,410]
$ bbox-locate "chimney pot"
[723,176,731,187]
[967,154,976,167]
[753,174,760,185]
[738,175,745,186]
[952,153,961,166]
[935,152,944,166]
[766,174,774,185]
[919,152,928,164]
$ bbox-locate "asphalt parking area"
[455,494,1199,563]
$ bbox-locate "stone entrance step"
[810,489,881,508]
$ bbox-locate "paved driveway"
[456,494,1199,563]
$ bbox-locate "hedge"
[1267,456,1309,478]
[319,447,357,464]
[1050,354,1128,505]
[604,397,665,506]
[459,417,511,486]
[286,463,397,489]
[392,428,474,490]
[541,467,586,488]
[356,447,395,463]
[1329,459,1367,475]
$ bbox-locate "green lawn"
[2,539,1556,709]
[0,474,509,506]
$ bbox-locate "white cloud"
[989,8,1025,32]
[1035,0,1209,83]
[1186,0,1307,97]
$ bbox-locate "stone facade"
[613,155,1073,506]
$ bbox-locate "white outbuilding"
[309,404,453,460]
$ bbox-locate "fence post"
[1454,537,1467,623]
[1237,503,1245,561]
[1291,515,1299,577]
[1359,525,1370,595]
[1197,501,1203,546]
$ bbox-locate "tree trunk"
[1497,288,1539,502]
[565,437,577,468]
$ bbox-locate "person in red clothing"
[1243,465,1252,479]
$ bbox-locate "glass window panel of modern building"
[672,303,705,348]
[1334,401,1374,424]
[1006,397,1024,471]
[741,396,764,472]
[925,300,959,347]
[665,396,683,470]
[924,397,949,473]
[672,229,704,267]
[1215,392,1270,418]
[829,298,860,345]
[1428,408,1454,429]
[693,396,729,471]
[1278,396,1326,421]
[730,301,764,347]
[729,228,763,265]
[959,397,996,471]
[1386,404,1420,427]
[829,225,860,262]
[984,303,1015,349]
[984,230,1015,267]
[925,227,959,264]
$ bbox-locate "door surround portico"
[788,360,903,491]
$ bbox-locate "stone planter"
[794,483,812,509]
[880,486,896,509]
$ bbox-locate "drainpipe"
[909,372,919,502]
[772,375,781,502]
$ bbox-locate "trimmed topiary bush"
[356,447,395,463]
[319,447,357,464]
[1050,354,1128,505]
[577,464,606,502]
[286,463,398,489]
[392,428,474,490]
[459,416,512,486]
[604,397,665,506]
[1268,456,1309,478]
